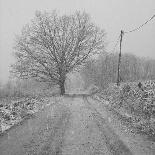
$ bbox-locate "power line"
[111,34,121,52]
[108,14,155,54]
[124,14,155,34]
[106,34,121,53]
[116,14,155,85]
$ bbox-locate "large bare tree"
[12,11,105,95]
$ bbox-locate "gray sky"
[0,0,155,83]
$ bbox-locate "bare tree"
[11,11,106,95]
[82,52,155,89]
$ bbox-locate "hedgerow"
[97,80,155,140]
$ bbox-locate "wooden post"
[117,30,124,86]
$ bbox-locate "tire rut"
[24,104,71,155]
[83,96,133,155]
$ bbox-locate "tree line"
[81,52,155,89]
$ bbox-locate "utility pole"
[117,30,124,86]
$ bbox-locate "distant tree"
[82,52,155,88]
[11,11,105,95]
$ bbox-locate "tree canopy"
[12,11,106,95]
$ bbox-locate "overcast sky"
[0,0,155,83]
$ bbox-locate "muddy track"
[83,96,133,155]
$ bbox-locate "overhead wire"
[106,14,155,55]
[124,14,155,34]
[116,14,155,85]
[105,34,121,53]
[111,34,121,52]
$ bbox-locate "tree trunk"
[60,80,65,95]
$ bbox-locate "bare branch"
[11,11,106,94]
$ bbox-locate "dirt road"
[0,98,71,155]
[0,95,155,155]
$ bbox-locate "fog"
[0,0,155,83]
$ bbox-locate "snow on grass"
[94,81,155,141]
[0,96,54,133]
